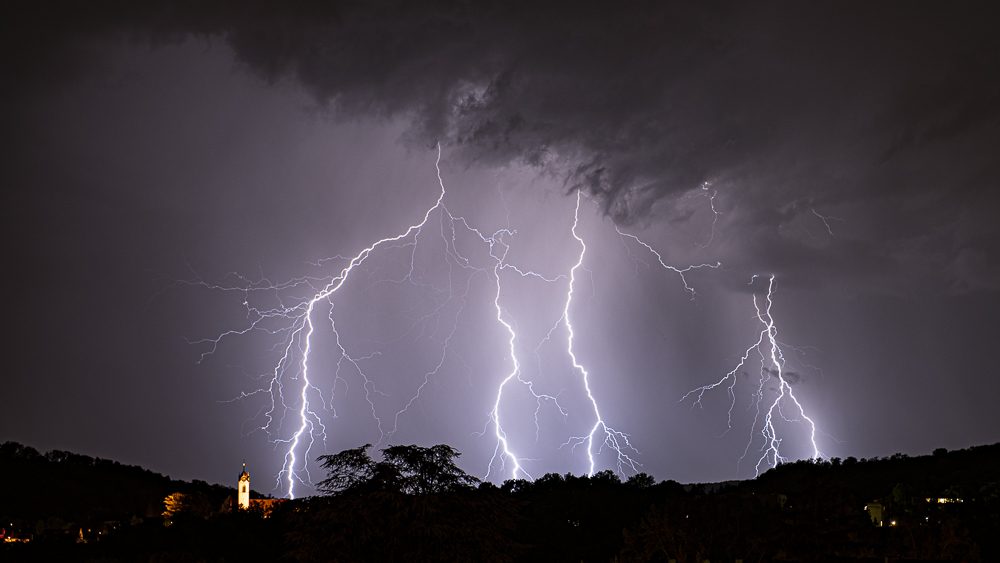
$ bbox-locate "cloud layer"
[7,1,998,292]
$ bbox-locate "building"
[238,462,251,510]
[235,462,285,517]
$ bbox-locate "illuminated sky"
[3,2,999,495]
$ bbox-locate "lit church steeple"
[237,461,250,510]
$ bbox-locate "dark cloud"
[7,1,997,292]
[9,3,999,203]
[224,2,999,230]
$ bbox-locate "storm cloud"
[9,2,1000,269]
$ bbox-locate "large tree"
[290,444,520,563]
[315,443,479,495]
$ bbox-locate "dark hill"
[2,441,997,562]
[744,443,1000,501]
[0,441,249,528]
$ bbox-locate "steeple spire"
[237,461,251,510]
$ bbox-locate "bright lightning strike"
[192,146,502,497]
[750,275,822,473]
[558,192,639,476]
[266,149,452,498]
[681,275,824,476]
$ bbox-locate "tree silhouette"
[316,443,479,495]
[289,444,519,562]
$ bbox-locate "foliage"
[507,471,683,563]
[625,472,656,489]
[162,492,212,526]
[0,441,235,528]
[316,443,479,495]
[294,443,517,562]
[314,443,378,494]
[286,490,523,563]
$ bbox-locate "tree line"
[2,440,998,562]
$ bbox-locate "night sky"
[3,2,999,497]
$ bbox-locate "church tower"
[237,462,250,510]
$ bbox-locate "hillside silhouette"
[0,442,269,528]
[1,441,997,562]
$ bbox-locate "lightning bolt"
[811,207,844,237]
[484,234,536,481]
[696,182,721,249]
[681,275,824,476]
[750,275,822,473]
[553,191,719,476]
[271,149,452,497]
[559,191,639,476]
[484,204,601,481]
[615,227,721,300]
[192,146,502,497]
